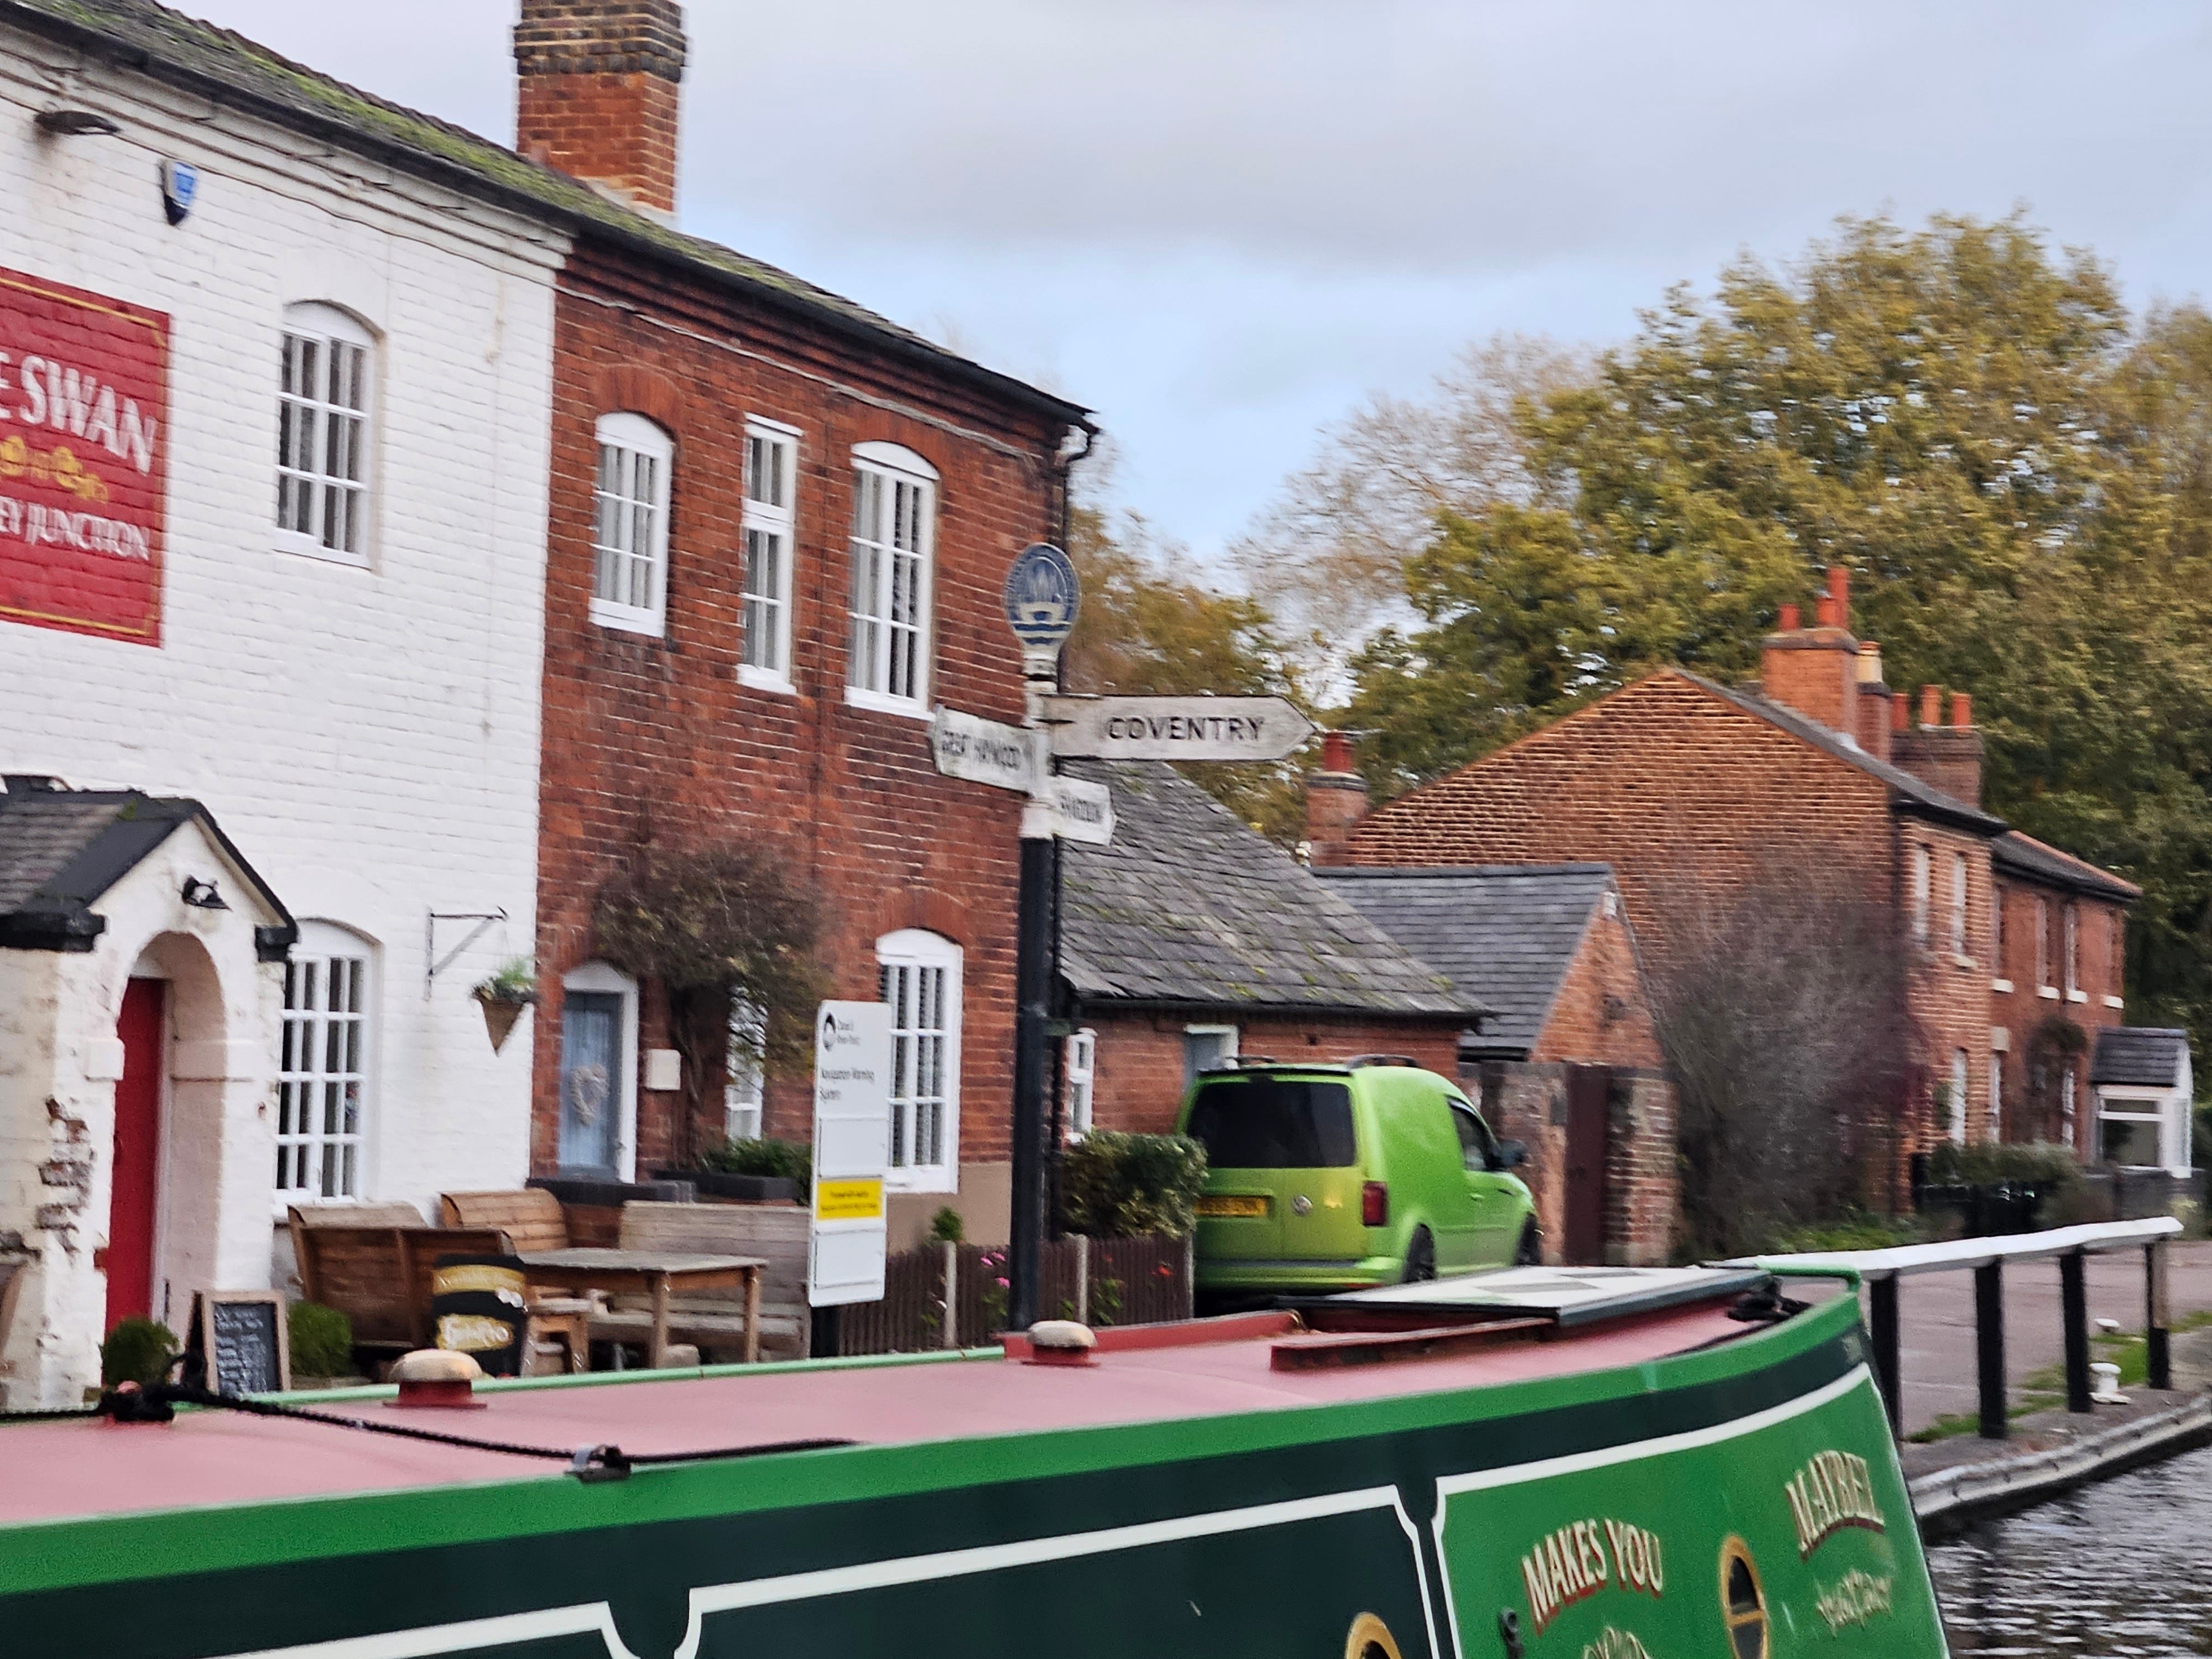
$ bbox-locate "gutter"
[0,4,1089,431]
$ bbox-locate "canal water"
[1928,1443,2212,1653]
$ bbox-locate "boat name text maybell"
[1520,1517,1667,1636]
[1580,1629,1654,1659]
[1782,1449,1886,1558]
[1814,1568,1895,1635]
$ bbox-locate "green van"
[1177,1059,1538,1297]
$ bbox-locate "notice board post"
[808,1001,891,1355]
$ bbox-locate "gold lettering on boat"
[1782,1449,1886,1557]
[1518,1517,1665,1635]
[1580,1629,1654,1659]
[1814,1568,1893,1634]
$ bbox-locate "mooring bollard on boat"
[1021,1320,1098,1367]
[387,1348,487,1410]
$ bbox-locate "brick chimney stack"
[1889,683,1985,807]
[1760,566,1860,743]
[1306,731,1369,867]
[515,1,687,222]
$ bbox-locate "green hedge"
[1924,1140,2081,1189]
[700,1136,812,1188]
[99,1318,178,1387]
[289,1301,353,1378]
[1060,1132,1208,1239]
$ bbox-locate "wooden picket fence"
[834,1234,1192,1355]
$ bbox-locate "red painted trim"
[1000,1308,1298,1360]
[1270,1317,1551,1372]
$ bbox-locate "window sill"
[846,687,931,722]
[2066,989,2088,1004]
[2103,994,2125,1009]
[884,1168,957,1196]
[1992,978,2015,994]
[275,531,371,570]
[1951,953,1975,969]
[589,600,666,638]
[2038,985,2061,1000]
[738,665,797,696]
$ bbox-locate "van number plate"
[1197,1194,1270,1218]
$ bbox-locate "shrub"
[700,1136,812,1189]
[1923,1140,2081,1191]
[1764,1210,1928,1254]
[100,1317,178,1387]
[927,1206,966,1244]
[1060,1131,1208,1239]
[289,1301,353,1379]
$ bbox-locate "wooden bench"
[292,1220,512,1354]
[593,1202,809,1363]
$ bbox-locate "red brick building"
[517,1,1089,1247]
[1336,569,2163,1171]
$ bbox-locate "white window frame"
[2036,898,2053,990]
[725,993,766,1142]
[2064,903,2082,1000]
[275,302,375,567]
[1988,1049,2004,1142]
[1910,844,1931,945]
[560,961,639,1180]
[274,921,378,1212]
[1949,852,1969,956]
[878,928,962,1192]
[591,412,674,637]
[1064,1027,1097,1140]
[739,418,800,692]
[846,441,938,717]
[2095,1088,2168,1170]
[1184,1024,1240,1087]
[1948,1048,1969,1145]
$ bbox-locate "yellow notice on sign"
[815,1177,885,1222]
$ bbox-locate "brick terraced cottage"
[0,0,607,1405]
[1335,568,2177,1177]
[1315,864,1677,1265]
[514,1,1091,1248]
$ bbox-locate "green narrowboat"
[0,1265,1945,1658]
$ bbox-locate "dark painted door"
[106,978,164,1332]
[558,990,622,1176]
[1562,1063,1612,1265]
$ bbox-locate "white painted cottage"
[0,1,571,1405]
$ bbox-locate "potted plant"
[471,957,539,1053]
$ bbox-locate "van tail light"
[1361,1181,1389,1228]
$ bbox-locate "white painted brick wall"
[0,40,567,1244]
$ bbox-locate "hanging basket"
[474,991,536,1053]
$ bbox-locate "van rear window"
[1185,1077,1357,1168]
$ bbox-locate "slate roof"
[2089,1027,2190,1090]
[1687,672,2007,834]
[1314,865,1618,1058]
[0,776,293,952]
[1057,761,1485,1020]
[1993,831,2142,904]
[1,0,1084,426]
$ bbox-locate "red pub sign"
[0,265,169,646]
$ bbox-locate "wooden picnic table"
[517,1248,768,1369]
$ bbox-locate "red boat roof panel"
[1,1297,1755,1528]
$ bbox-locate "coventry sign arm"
[1041,695,1317,763]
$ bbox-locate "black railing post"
[1974,1260,2006,1439]
[2060,1248,2092,1413]
[2147,1239,2173,1391]
[1869,1273,1902,1437]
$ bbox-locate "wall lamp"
[34,108,121,138]
[181,877,229,911]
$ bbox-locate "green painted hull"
[0,1298,1944,1658]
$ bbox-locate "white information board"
[808,1000,892,1307]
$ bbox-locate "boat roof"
[2,1268,1772,1530]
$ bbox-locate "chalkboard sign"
[186,1291,290,1396]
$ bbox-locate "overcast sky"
[181,2,2212,565]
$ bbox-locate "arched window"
[592,412,674,636]
[847,442,938,712]
[276,921,377,1202]
[559,962,638,1178]
[877,928,961,1189]
[276,302,375,564]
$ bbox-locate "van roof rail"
[1343,1053,1421,1070]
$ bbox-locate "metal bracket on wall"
[425,909,508,1001]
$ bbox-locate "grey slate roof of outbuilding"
[1994,831,2143,904]
[1313,865,1619,1058]
[2089,1027,2190,1089]
[0,0,1084,426]
[1057,761,1485,1019]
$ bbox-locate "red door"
[105,978,165,1332]
[1562,1063,1613,1265]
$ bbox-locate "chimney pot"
[1855,641,1884,684]
[1306,732,1368,867]
[1320,729,1354,774]
[1827,565,1851,630]
[1778,603,1801,632]
[1950,692,1973,729]
[1813,595,1838,628]
[1891,696,1910,732]
[1919,684,1943,728]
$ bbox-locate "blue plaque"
[1003,542,1079,654]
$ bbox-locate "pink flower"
[995,1276,1009,1288]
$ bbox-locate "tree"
[1063,476,1314,843]
[1337,212,2212,1060]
